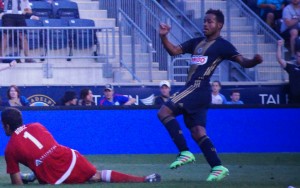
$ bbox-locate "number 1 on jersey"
[23,131,44,149]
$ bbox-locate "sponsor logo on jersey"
[190,55,208,65]
[35,159,43,166]
[27,95,56,106]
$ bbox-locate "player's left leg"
[89,170,161,183]
[189,125,229,181]
[157,105,195,169]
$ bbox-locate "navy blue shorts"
[165,80,211,128]
[2,14,27,34]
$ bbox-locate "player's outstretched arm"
[276,40,287,68]
[10,173,23,185]
[159,23,183,56]
[234,54,263,68]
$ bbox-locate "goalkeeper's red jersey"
[5,122,96,184]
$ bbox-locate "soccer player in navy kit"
[158,9,263,181]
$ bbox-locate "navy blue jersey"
[285,63,300,96]
[179,37,240,84]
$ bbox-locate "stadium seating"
[42,19,69,50]
[30,1,53,18]
[25,19,44,50]
[52,1,79,19]
[68,19,95,49]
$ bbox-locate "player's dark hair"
[231,90,240,95]
[7,85,21,99]
[212,80,222,87]
[62,91,77,105]
[80,88,91,100]
[206,9,224,24]
[1,107,23,131]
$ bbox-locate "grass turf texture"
[0,153,299,188]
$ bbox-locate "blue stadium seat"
[30,1,53,18]
[52,1,79,19]
[42,19,69,50]
[68,19,96,49]
[26,19,44,50]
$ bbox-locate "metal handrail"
[165,0,204,36]
[118,8,155,82]
[118,9,152,43]
[139,0,194,39]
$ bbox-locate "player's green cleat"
[206,165,229,181]
[170,151,195,169]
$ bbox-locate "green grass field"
[0,153,299,188]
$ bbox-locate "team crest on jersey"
[27,94,56,106]
[35,159,43,166]
[197,48,203,54]
[190,55,208,65]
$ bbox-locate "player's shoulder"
[25,122,47,132]
[216,37,233,44]
[193,37,205,43]
[26,122,44,128]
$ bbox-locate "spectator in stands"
[0,60,16,71]
[226,90,244,104]
[0,0,35,63]
[154,80,171,106]
[243,0,260,15]
[99,84,136,106]
[280,0,300,59]
[257,0,286,29]
[61,91,77,106]
[211,81,227,104]
[276,40,300,104]
[78,88,96,106]
[3,85,29,106]
[0,0,3,13]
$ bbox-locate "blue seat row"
[26,19,96,50]
[30,0,79,19]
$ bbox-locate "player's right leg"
[190,125,229,181]
[157,105,195,169]
[90,170,161,183]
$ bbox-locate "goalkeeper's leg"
[89,170,161,183]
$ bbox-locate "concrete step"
[77,2,99,10]
[223,17,249,27]
[184,1,241,18]
[101,44,143,53]
[79,10,107,19]
[0,62,113,86]
[118,53,151,64]
[222,26,253,32]
[223,34,265,44]
[93,19,116,28]
[97,35,132,44]
[257,67,287,81]
[235,43,276,53]
[113,69,167,82]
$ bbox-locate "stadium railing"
[118,9,155,82]
[0,25,115,63]
[99,0,195,73]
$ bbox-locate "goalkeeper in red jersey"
[1,107,161,185]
